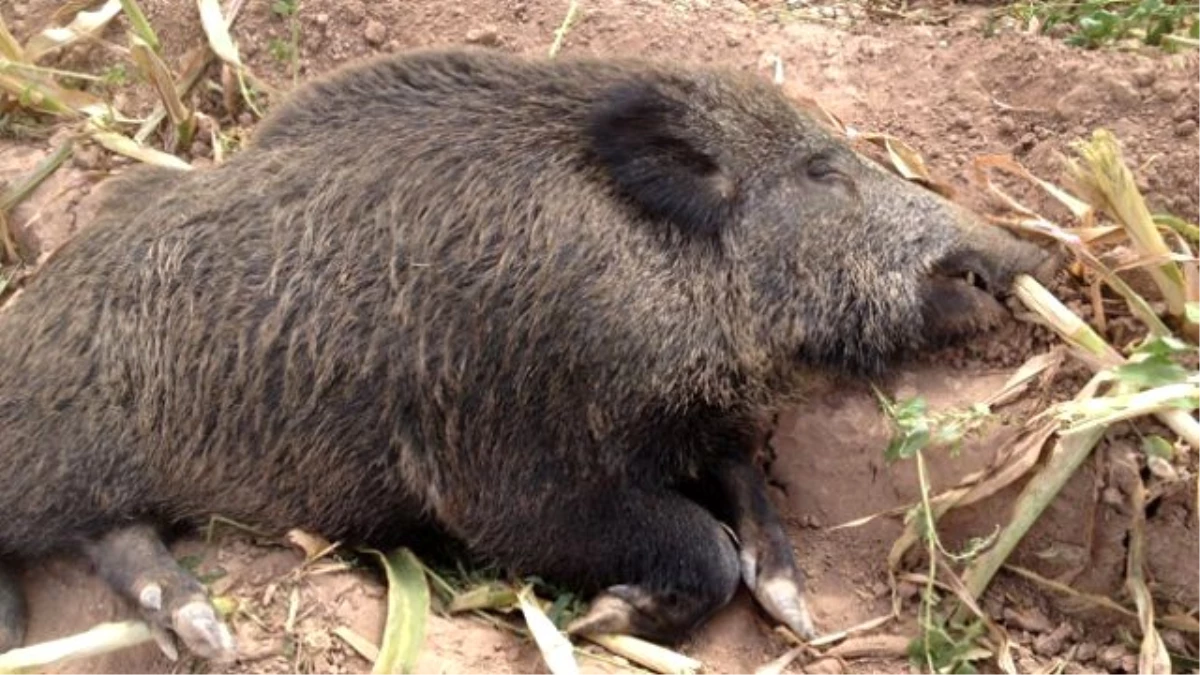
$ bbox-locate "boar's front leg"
[0,563,26,653]
[83,524,236,662]
[474,488,741,644]
[705,458,818,641]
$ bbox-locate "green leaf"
[1075,8,1124,46]
[1186,301,1199,325]
[959,663,980,674]
[546,592,581,629]
[369,547,429,675]
[1167,395,1199,411]
[119,0,161,52]
[1143,8,1176,44]
[886,425,930,462]
[1141,435,1174,460]
[933,422,964,446]
[446,582,518,614]
[272,0,298,16]
[893,396,929,422]
[1133,335,1191,358]
[1111,355,1190,388]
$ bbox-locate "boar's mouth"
[919,248,1019,344]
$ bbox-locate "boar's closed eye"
[805,154,840,182]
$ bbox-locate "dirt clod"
[1097,644,1134,672]
[1002,606,1054,634]
[804,657,845,674]
[1073,641,1097,662]
[1032,622,1073,657]
[363,20,386,46]
[465,25,501,46]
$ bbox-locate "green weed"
[877,391,994,462]
[271,0,302,85]
[1010,0,1199,50]
[879,391,1000,674]
[101,64,129,88]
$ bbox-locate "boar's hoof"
[566,580,737,644]
[138,600,236,664]
[84,524,237,663]
[737,536,816,640]
[566,584,718,643]
[711,458,819,641]
[748,574,816,641]
[171,601,237,662]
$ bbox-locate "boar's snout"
[921,210,1060,342]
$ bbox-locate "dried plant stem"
[957,425,1106,609]
[548,0,580,58]
[1015,275,1200,450]
[0,621,153,673]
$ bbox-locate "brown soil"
[1,0,1197,673]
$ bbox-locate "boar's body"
[0,48,1051,653]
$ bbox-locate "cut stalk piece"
[1015,275,1200,450]
[0,621,154,673]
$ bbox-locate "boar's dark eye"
[805,154,840,182]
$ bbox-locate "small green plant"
[101,64,129,88]
[907,615,991,674]
[1011,0,1199,51]
[878,391,1000,674]
[271,0,302,85]
[268,37,295,63]
[878,391,994,462]
[0,111,52,140]
[523,576,588,629]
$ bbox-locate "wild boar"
[0,47,1056,660]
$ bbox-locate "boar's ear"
[587,82,735,238]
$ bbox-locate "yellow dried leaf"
[0,15,24,62]
[446,582,519,614]
[517,586,579,675]
[1067,129,1189,320]
[0,620,154,672]
[0,72,110,118]
[333,626,380,664]
[1125,472,1172,674]
[119,0,161,52]
[285,528,335,561]
[972,154,1095,227]
[584,634,701,674]
[24,0,123,63]
[88,129,193,171]
[369,547,429,675]
[130,36,184,122]
[857,132,954,198]
[197,0,243,68]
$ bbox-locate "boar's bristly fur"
[0,48,1054,654]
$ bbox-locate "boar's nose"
[932,248,1011,297]
[932,241,1059,299]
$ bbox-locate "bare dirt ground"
[0,0,1197,672]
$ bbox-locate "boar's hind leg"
[546,490,741,644]
[0,563,26,652]
[84,524,236,662]
[704,459,817,641]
